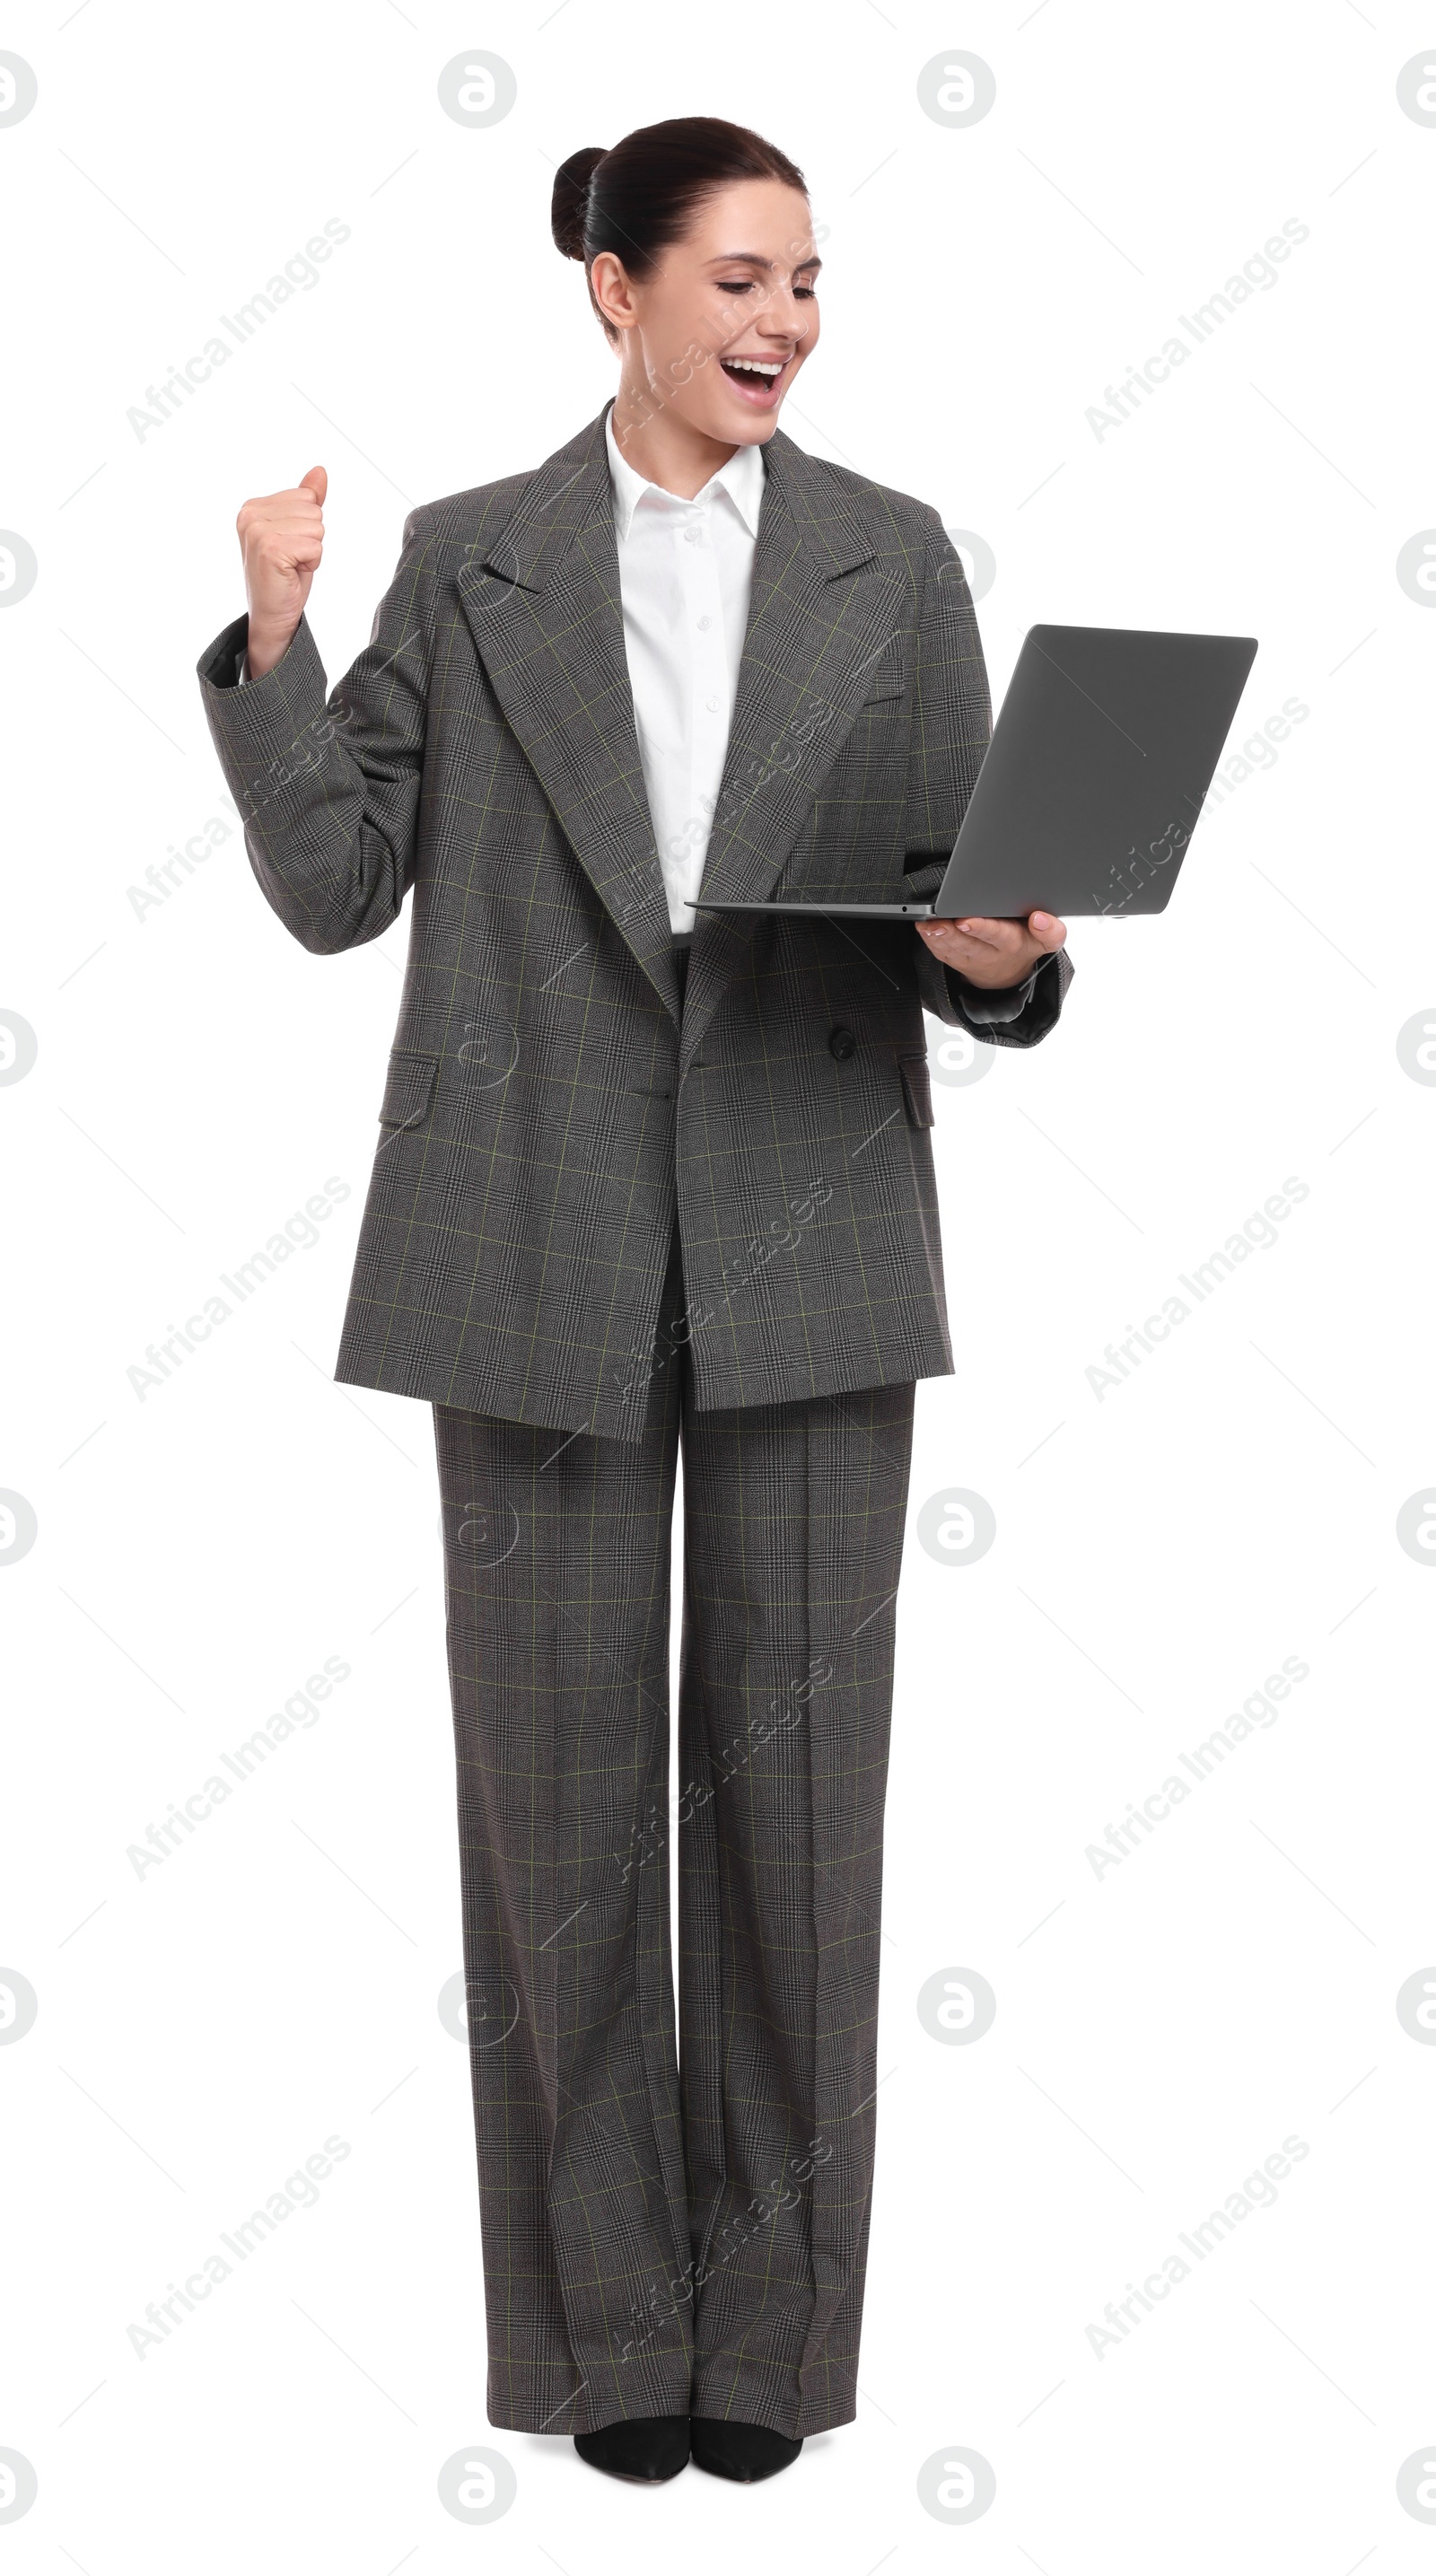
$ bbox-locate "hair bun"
[551,147,606,260]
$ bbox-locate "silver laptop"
[689,622,1257,922]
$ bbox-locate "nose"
[757,277,809,344]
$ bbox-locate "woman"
[198,115,1072,2487]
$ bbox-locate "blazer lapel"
[455,408,679,1020]
[679,429,905,1071]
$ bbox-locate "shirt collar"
[605,404,765,544]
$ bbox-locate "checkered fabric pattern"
[434,1222,915,2439]
[197,404,1072,1444]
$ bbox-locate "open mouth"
[719,355,787,401]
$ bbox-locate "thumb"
[300,464,328,505]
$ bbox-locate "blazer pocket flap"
[898,1052,935,1130]
[379,1049,438,1130]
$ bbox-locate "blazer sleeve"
[902,507,1073,1049]
[195,505,436,955]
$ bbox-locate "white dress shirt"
[603,407,765,935]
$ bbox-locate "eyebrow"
[707,251,823,275]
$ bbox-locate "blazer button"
[828,1025,857,1061]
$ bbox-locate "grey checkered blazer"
[197,403,1073,1441]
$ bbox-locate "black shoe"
[573,2414,690,2483]
[690,2416,803,2482]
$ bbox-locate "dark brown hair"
[551,116,808,338]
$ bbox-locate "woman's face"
[592,178,820,447]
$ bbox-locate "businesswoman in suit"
[200,116,1071,2488]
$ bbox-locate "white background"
[4,1,1435,2566]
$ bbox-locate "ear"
[590,249,638,336]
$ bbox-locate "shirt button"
[696,615,712,631]
[706,697,719,713]
[828,1026,857,1061]
[684,526,701,545]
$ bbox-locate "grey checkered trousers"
[434,1201,914,2440]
